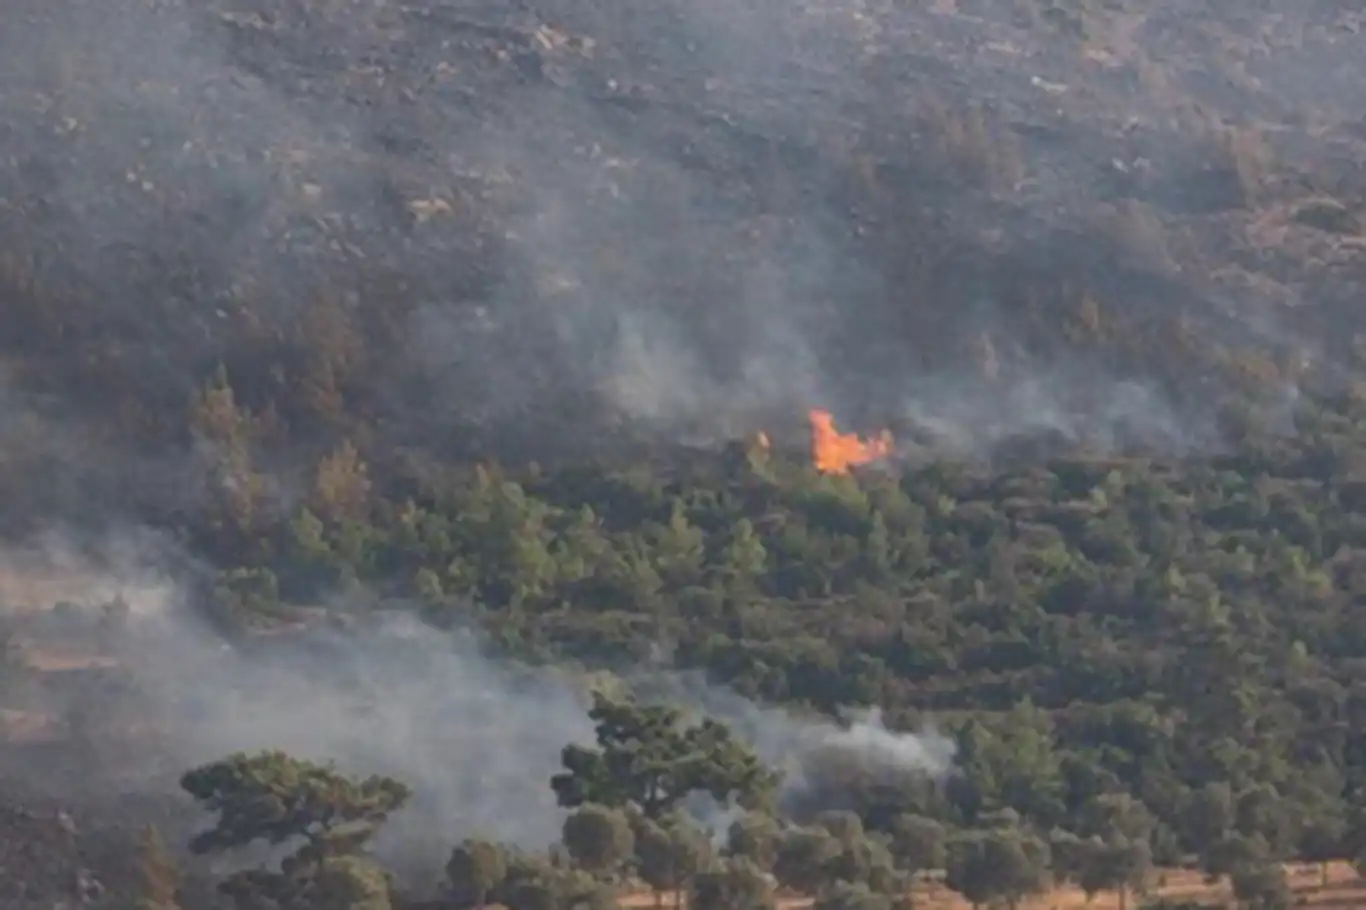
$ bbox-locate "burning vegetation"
[809,409,894,475]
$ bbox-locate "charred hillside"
[0,0,1364,523]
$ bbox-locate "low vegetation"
[36,384,1357,907]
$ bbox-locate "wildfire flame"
[809,409,893,475]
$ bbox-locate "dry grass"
[17,649,118,672]
[1218,125,1276,209]
[1100,199,1180,275]
[616,861,1366,910]
[0,708,63,743]
[920,99,1027,197]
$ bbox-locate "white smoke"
[0,529,956,884]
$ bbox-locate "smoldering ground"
[0,532,955,882]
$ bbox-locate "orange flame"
[809,409,892,475]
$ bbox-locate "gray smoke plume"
[0,530,955,883]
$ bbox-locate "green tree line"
[148,690,1345,910]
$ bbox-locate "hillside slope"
[0,0,1365,519]
[5,1,1366,908]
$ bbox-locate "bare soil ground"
[617,861,1366,909]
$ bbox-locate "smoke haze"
[0,531,954,881]
[0,0,1358,503]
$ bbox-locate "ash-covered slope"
[0,0,1365,522]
